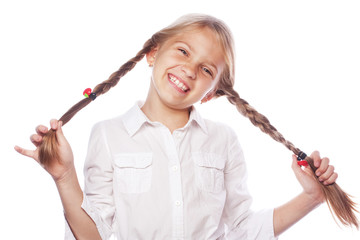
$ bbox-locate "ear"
[146,47,158,67]
[200,89,217,104]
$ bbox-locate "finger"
[292,155,315,177]
[291,155,305,178]
[316,157,330,177]
[35,125,48,136]
[50,119,59,130]
[55,121,66,145]
[323,172,338,185]
[302,164,315,176]
[14,145,40,164]
[318,165,335,182]
[30,134,42,147]
[310,150,321,168]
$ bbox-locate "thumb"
[55,121,66,145]
[291,155,309,181]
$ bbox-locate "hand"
[291,151,338,204]
[14,119,75,182]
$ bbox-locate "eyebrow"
[175,41,193,51]
[174,41,219,74]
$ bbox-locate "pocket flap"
[113,153,152,169]
[192,152,225,170]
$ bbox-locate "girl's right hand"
[14,119,75,183]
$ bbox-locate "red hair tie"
[83,88,97,100]
[297,151,308,167]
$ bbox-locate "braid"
[38,39,155,165]
[223,88,300,155]
[219,86,359,229]
[92,40,154,97]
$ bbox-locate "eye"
[179,48,188,56]
[202,67,213,77]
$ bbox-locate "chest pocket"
[192,152,225,193]
[113,153,153,194]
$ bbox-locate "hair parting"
[37,13,358,229]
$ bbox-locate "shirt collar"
[122,101,208,137]
[187,105,208,134]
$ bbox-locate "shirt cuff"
[247,208,277,240]
[228,208,278,240]
[263,208,277,240]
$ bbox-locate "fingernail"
[316,171,321,176]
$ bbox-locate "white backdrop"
[1,0,359,239]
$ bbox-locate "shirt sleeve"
[222,127,277,240]
[65,122,116,240]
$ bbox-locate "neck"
[141,91,191,134]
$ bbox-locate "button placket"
[161,127,184,238]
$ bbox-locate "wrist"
[54,166,78,188]
[274,192,323,237]
[300,191,323,210]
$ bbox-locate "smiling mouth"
[168,74,190,93]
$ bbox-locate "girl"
[15,14,357,239]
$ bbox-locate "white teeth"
[169,75,188,91]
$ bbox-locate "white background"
[1,0,359,239]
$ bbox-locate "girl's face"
[146,27,226,110]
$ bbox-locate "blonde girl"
[15,14,357,239]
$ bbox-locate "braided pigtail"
[38,39,155,165]
[217,86,359,229]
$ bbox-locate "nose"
[181,62,197,80]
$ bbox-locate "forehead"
[162,27,226,68]
[165,26,222,49]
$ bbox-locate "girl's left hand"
[291,151,338,204]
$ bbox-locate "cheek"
[193,80,216,97]
[202,77,219,91]
[151,62,163,81]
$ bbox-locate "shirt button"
[175,201,181,206]
[173,132,181,139]
[172,165,178,172]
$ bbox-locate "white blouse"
[65,101,277,240]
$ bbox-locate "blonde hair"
[38,13,358,229]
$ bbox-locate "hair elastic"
[83,88,97,101]
[89,92,97,100]
[297,151,308,167]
